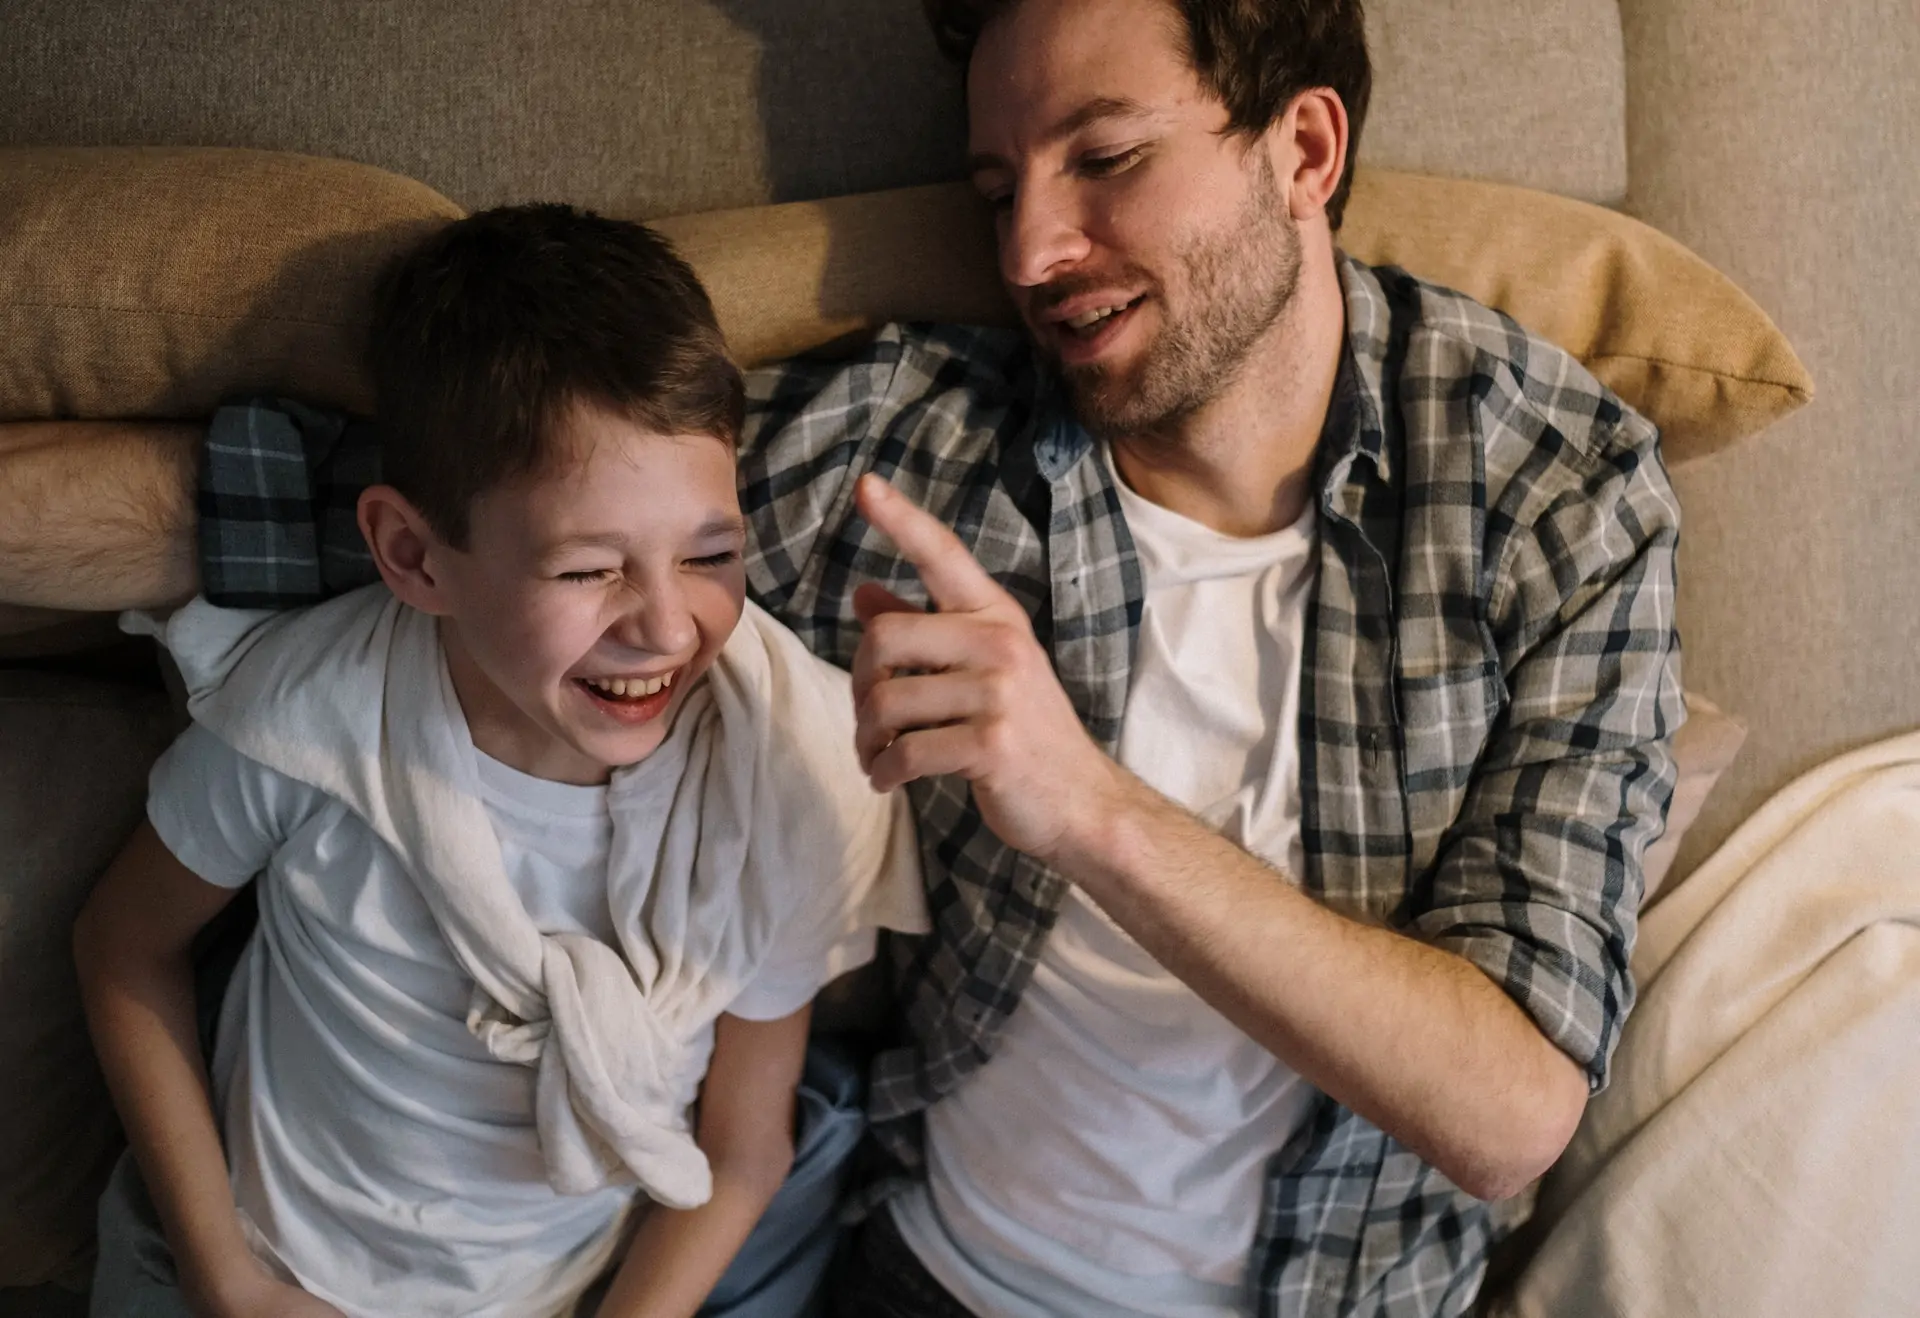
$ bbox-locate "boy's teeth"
[586,672,674,698]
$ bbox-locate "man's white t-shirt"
[151,717,915,1318]
[891,447,1322,1317]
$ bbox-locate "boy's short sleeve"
[728,787,922,1021]
[148,723,328,889]
[724,639,929,1023]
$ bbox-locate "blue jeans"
[91,1037,868,1318]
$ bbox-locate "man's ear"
[1268,87,1350,226]
[358,485,457,615]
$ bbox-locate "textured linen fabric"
[0,674,181,1289]
[1362,0,1627,204]
[193,253,1683,1315]
[1619,0,1920,883]
[1,150,1808,461]
[1494,731,1920,1318]
[0,0,1619,216]
[0,147,460,421]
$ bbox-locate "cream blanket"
[1497,731,1920,1317]
[139,585,913,1211]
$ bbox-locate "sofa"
[1,1,1915,1315]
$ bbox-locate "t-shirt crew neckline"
[1100,441,1317,579]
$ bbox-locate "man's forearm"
[0,421,200,609]
[1057,772,1589,1201]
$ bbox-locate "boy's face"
[427,403,747,785]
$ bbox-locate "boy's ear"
[358,485,457,614]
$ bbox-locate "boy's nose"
[607,586,698,660]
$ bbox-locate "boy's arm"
[593,1007,811,1318]
[0,421,200,609]
[73,821,342,1318]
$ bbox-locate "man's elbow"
[1449,1058,1590,1202]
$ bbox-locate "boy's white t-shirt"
[891,449,1321,1317]
[149,677,921,1317]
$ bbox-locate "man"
[0,0,1681,1313]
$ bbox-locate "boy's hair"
[368,203,744,547]
[922,0,1371,230]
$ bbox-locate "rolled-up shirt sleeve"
[199,398,379,607]
[1412,427,1684,1094]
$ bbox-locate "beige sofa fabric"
[0,0,1628,217]
[0,673,181,1289]
[1364,0,1627,204]
[1620,0,1920,876]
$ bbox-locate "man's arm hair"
[0,421,200,609]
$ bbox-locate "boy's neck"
[439,617,614,787]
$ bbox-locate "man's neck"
[1109,249,1346,538]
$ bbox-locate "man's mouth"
[1041,292,1148,365]
[1059,295,1145,336]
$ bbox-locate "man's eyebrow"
[694,514,748,540]
[967,95,1156,174]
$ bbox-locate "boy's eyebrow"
[540,515,746,554]
[967,95,1156,175]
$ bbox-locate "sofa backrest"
[0,0,1627,215]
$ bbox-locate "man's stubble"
[1058,150,1304,443]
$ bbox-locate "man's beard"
[1049,154,1303,441]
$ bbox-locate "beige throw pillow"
[0,148,1809,467]
[655,172,1812,467]
[1642,692,1749,905]
[0,147,461,421]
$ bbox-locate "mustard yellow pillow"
[0,147,461,421]
[652,171,1812,465]
[0,149,1809,466]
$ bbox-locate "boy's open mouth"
[575,669,678,723]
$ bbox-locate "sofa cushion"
[0,149,1809,466]
[0,672,181,1289]
[0,147,460,422]
[652,172,1812,465]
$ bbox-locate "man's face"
[430,404,747,785]
[967,0,1304,439]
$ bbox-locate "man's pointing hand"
[849,473,1123,864]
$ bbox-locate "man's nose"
[607,581,697,659]
[1000,179,1093,289]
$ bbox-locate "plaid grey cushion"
[198,255,1682,1316]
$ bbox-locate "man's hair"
[368,203,744,547]
[923,0,1371,230]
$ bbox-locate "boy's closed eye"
[558,551,738,583]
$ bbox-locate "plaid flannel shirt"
[199,255,1683,1317]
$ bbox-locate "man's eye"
[687,551,740,569]
[1080,147,1144,178]
[558,569,615,583]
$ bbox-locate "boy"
[72,205,924,1318]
